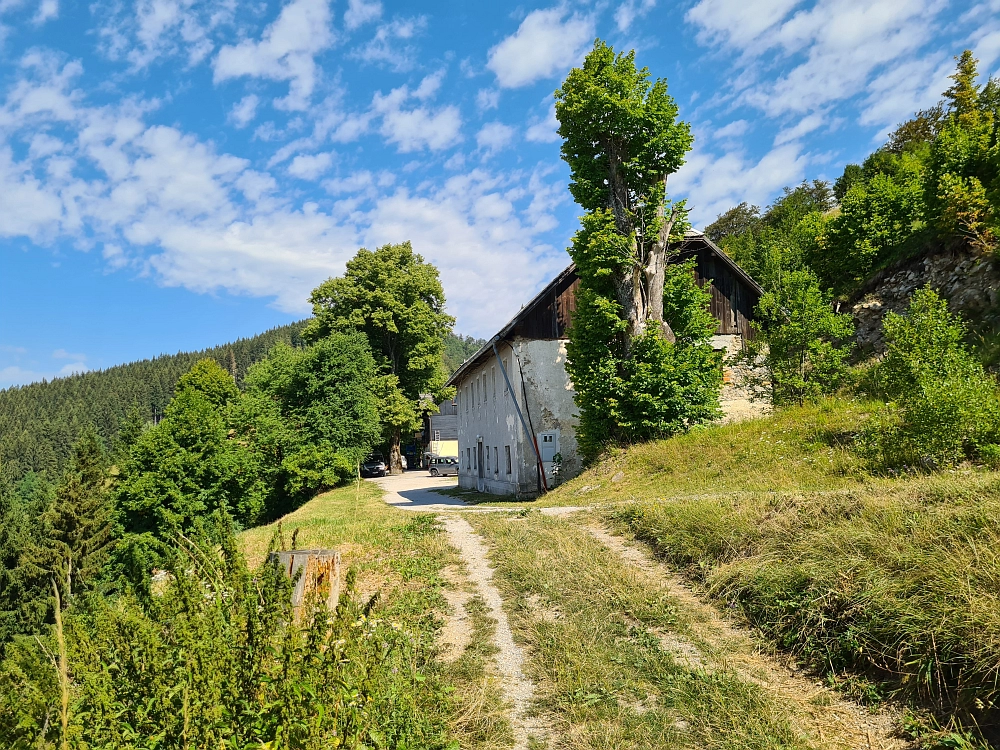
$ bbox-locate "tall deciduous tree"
[556,40,693,347]
[304,242,453,473]
[558,41,723,461]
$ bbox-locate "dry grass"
[530,399,873,508]
[469,510,819,749]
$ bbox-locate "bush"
[0,525,452,750]
[736,269,854,406]
[857,287,1000,469]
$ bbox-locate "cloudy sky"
[1,0,998,387]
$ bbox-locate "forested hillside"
[0,326,481,484]
[707,50,1000,356]
[0,323,307,484]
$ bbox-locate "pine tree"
[30,427,112,602]
[944,50,980,123]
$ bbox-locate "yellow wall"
[429,439,459,458]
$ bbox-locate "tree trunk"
[388,428,404,475]
[644,193,679,344]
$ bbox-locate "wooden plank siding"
[680,244,760,340]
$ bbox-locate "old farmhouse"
[445,229,764,497]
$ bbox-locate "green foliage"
[833,164,863,201]
[0,474,54,653]
[856,287,1000,469]
[31,427,113,603]
[0,322,306,485]
[442,333,486,375]
[555,40,692,224]
[557,42,720,462]
[818,168,925,290]
[737,270,854,406]
[709,181,834,291]
[0,527,453,750]
[305,242,453,469]
[566,220,722,462]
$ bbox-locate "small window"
[505,445,512,474]
[483,373,488,403]
[466,447,471,469]
[486,445,490,471]
[465,385,469,412]
[503,359,510,395]
[494,447,498,476]
[492,367,496,401]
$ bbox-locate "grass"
[479,399,874,509]
[241,479,511,749]
[469,510,817,750]
[615,473,1000,744]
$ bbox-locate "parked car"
[428,456,459,477]
[360,453,387,478]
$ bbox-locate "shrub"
[735,269,854,406]
[857,287,1000,469]
[0,525,451,750]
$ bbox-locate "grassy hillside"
[518,401,1000,747]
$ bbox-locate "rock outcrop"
[850,244,1000,354]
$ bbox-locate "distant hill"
[0,322,308,484]
[0,326,484,483]
[444,334,487,375]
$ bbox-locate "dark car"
[360,453,387,478]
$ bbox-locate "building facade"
[446,230,763,497]
[421,400,459,466]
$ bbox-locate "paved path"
[368,471,466,510]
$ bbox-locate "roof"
[446,230,762,387]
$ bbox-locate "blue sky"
[1,0,998,387]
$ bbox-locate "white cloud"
[287,151,333,179]
[712,119,749,139]
[487,7,594,88]
[774,112,825,145]
[860,54,952,133]
[372,83,462,153]
[95,0,231,69]
[688,0,946,127]
[364,170,568,336]
[33,0,57,24]
[476,121,515,154]
[53,348,86,360]
[354,16,426,71]
[0,47,566,339]
[229,94,259,127]
[672,142,809,226]
[615,0,656,32]
[344,0,381,30]
[687,0,800,51]
[58,361,89,376]
[213,0,334,111]
[525,103,560,143]
[476,88,500,111]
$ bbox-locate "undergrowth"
[615,473,1000,747]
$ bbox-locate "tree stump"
[269,549,341,620]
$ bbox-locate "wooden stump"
[269,549,341,620]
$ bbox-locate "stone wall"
[850,245,1000,354]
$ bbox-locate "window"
[503,359,510,396]
[494,447,498,476]
[465,385,469,412]
[473,447,477,470]
[466,447,471,469]
[483,373,488,403]
[485,445,490,472]
[505,446,512,474]
[492,367,496,401]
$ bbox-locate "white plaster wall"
[454,338,582,497]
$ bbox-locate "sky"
[1,0,999,388]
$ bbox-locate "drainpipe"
[493,341,548,494]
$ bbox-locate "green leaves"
[738,270,854,407]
